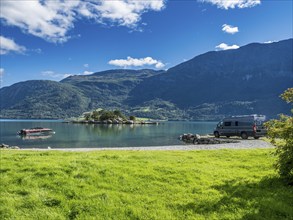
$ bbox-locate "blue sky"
[0,0,292,87]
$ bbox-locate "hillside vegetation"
[0,80,89,119]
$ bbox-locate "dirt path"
[19,139,274,151]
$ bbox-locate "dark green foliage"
[0,80,90,119]
[113,110,124,118]
[83,109,128,121]
[265,88,293,184]
[129,115,136,121]
[91,109,102,120]
[99,111,115,121]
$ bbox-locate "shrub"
[100,111,115,121]
[265,88,293,184]
[129,115,136,121]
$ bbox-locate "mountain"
[127,39,293,119]
[0,39,292,119]
[0,80,90,119]
[61,69,164,110]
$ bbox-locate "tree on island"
[83,109,128,121]
[129,115,136,121]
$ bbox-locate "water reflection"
[84,123,156,136]
[18,134,53,140]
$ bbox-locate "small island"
[68,108,159,125]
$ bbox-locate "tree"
[92,110,100,120]
[129,115,136,121]
[265,88,293,184]
[114,110,123,117]
[100,111,115,121]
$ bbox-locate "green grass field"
[1,149,292,220]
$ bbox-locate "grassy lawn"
[1,149,293,220]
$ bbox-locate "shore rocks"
[179,134,239,145]
[1,143,20,149]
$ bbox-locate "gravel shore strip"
[20,139,274,151]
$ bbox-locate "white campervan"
[214,115,267,139]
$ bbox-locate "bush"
[265,88,293,184]
[129,115,136,121]
[100,111,115,121]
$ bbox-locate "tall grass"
[1,149,292,219]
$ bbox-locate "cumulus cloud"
[0,0,165,43]
[42,70,94,79]
[94,1,165,27]
[0,68,4,83]
[109,56,165,69]
[82,71,94,75]
[0,35,26,55]
[200,0,261,9]
[83,64,89,68]
[0,1,78,43]
[42,70,71,79]
[263,40,277,44]
[215,43,240,50]
[222,24,239,34]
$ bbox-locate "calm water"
[0,120,217,148]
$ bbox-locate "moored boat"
[17,127,55,136]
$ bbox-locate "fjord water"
[0,120,217,148]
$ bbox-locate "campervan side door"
[222,121,234,136]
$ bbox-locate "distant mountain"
[61,69,164,110]
[0,80,89,119]
[0,39,292,119]
[127,39,293,119]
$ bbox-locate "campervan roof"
[228,114,266,121]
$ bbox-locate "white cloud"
[109,56,165,69]
[0,68,4,76]
[83,64,89,68]
[94,1,165,27]
[222,24,239,34]
[0,1,78,43]
[0,35,26,55]
[263,40,277,44]
[0,0,165,43]
[0,68,4,83]
[32,48,42,54]
[42,70,71,79]
[215,43,240,50]
[42,70,94,79]
[82,71,94,75]
[200,0,261,9]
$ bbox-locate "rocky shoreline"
[179,133,240,144]
[0,143,20,149]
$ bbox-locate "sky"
[0,0,292,87]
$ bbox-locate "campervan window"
[217,122,223,127]
[224,122,232,126]
[238,121,252,126]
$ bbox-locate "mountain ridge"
[1,39,292,119]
